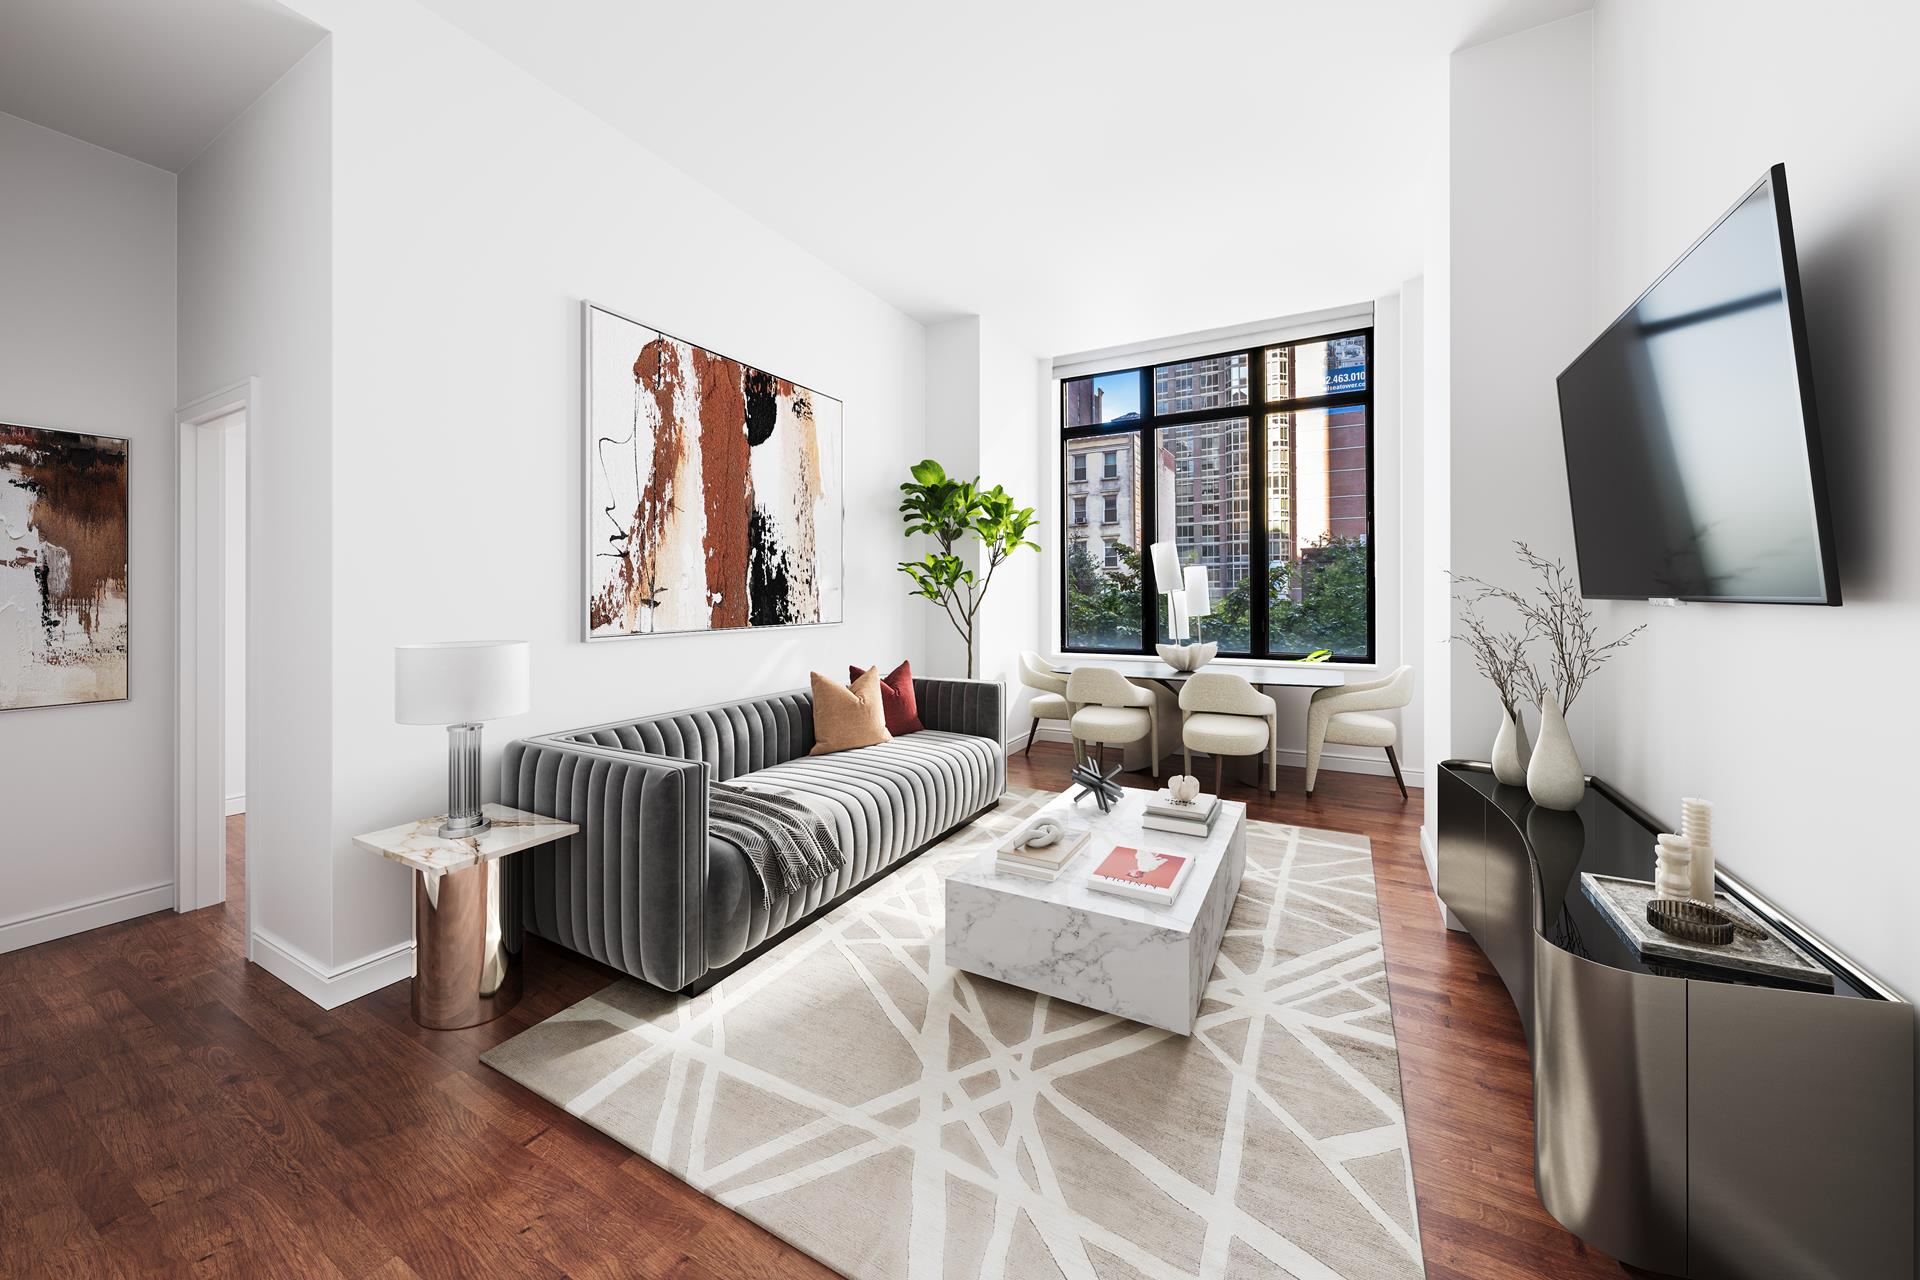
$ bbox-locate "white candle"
[1680,798,1715,904]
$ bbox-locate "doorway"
[175,380,254,952]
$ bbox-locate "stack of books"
[1142,788,1221,838]
[995,819,1091,882]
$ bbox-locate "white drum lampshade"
[395,641,531,838]
[396,641,531,724]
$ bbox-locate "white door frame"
[175,379,256,946]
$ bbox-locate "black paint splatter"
[742,370,778,446]
[34,558,55,639]
[747,504,795,626]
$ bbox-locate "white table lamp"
[396,640,531,838]
[1184,566,1212,640]
[1150,541,1189,639]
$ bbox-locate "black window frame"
[1058,325,1375,662]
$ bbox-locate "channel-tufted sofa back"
[558,689,815,783]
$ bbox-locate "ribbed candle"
[1680,798,1715,904]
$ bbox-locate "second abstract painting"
[585,302,842,639]
[1,422,129,710]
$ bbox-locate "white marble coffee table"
[943,787,1247,1035]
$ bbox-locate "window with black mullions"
[1059,327,1373,661]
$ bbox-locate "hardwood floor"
[0,752,1632,1278]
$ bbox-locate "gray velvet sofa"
[502,677,1004,993]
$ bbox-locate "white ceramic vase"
[1526,692,1585,811]
[1491,702,1531,787]
[1155,641,1218,672]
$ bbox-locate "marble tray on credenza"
[1579,872,1833,990]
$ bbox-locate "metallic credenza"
[1437,761,1913,1280]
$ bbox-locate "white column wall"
[0,112,177,952]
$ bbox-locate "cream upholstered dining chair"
[1178,672,1278,796]
[1066,666,1159,777]
[1015,651,1072,759]
[1304,665,1415,799]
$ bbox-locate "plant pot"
[1526,692,1585,811]
[1155,642,1217,672]
[1491,702,1531,787]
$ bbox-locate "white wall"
[1447,14,1594,761]
[1584,0,1920,1001]
[921,317,984,681]
[1417,30,1453,867]
[223,416,246,814]
[178,44,334,976]
[921,314,1047,740]
[274,0,932,985]
[0,112,177,951]
[1443,0,1920,1008]
[975,318,1046,744]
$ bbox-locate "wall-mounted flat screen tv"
[1556,163,1840,604]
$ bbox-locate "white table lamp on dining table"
[395,640,531,838]
[1151,541,1215,671]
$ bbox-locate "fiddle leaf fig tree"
[896,458,1039,679]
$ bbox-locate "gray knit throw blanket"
[708,782,845,899]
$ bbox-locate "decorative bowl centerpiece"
[1646,897,1735,946]
[1156,641,1218,672]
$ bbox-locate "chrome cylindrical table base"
[411,856,521,1030]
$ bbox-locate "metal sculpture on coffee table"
[1070,759,1124,813]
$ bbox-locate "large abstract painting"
[585,303,842,639]
[1,423,129,710]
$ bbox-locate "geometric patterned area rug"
[483,789,1425,1279]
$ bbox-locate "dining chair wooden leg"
[1023,716,1040,758]
[1183,747,1192,777]
[1096,742,1105,773]
[1213,754,1224,796]
[1385,744,1408,799]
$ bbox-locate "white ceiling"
[421,0,1591,356]
[0,0,324,173]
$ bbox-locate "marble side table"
[944,787,1246,1035]
[353,803,578,1030]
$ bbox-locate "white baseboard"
[0,880,176,954]
[224,793,246,816]
[252,928,414,1010]
[1007,725,1424,788]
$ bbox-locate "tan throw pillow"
[809,667,893,755]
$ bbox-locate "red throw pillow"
[849,660,923,735]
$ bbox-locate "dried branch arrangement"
[1450,590,1544,720]
[1455,542,1645,713]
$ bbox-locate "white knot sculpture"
[1680,797,1715,904]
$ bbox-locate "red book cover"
[1089,845,1188,893]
